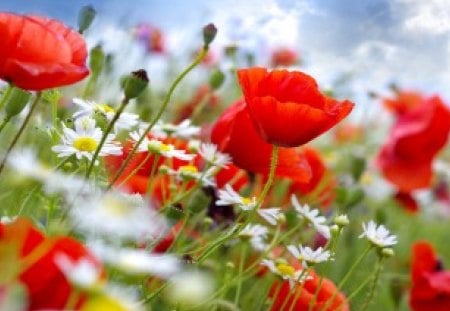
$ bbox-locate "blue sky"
[2,0,450,111]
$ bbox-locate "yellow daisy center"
[179,165,198,175]
[160,143,171,152]
[241,197,253,205]
[73,137,98,152]
[276,263,295,278]
[96,104,115,114]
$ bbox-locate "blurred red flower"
[394,191,419,213]
[269,270,349,311]
[383,90,424,116]
[237,67,354,147]
[377,96,450,192]
[211,99,311,183]
[410,241,450,311]
[134,23,165,53]
[0,218,101,310]
[270,47,299,67]
[215,163,250,192]
[0,13,89,90]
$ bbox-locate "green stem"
[107,47,209,190]
[145,154,161,198]
[0,92,42,177]
[360,257,383,311]
[320,245,372,311]
[0,84,13,111]
[85,97,129,179]
[308,275,324,311]
[234,242,248,305]
[51,97,58,165]
[0,117,11,134]
[256,145,278,208]
[115,153,152,188]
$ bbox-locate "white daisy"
[238,223,269,251]
[198,143,230,168]
[216,184,256,211]
[291,195,330,239]
[129,130,195,161]
[89,241,182,279]
[287,245,331,267]
[261,259,310,288]
[52,116,122,161]
[359,221,398,248]
[0,216,17,224]
[150,119,200,139]
[166,165,215,187]
[258,208,284,226]
[70,192,167,243]
[73,97,139,132]
[54,254,103,290]
[165,271,216,307]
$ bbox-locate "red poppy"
[382,90,424,116]
[134,23,165,54]
[269,270,349,311]
[410,241,450,311]
[211,99,311,183]
[215,163,249,192]
[237,67,354,147]
[175,84,220,122]
[270,47,299,67]
[394,191,419,213]
[333,123,364,144]
[0,218,101,310]
[289,147,336,209]
[0,13,89,90]
[376,96,450,192]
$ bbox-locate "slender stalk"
[85,97,129,178]
[0,117,10,134]
[266,281,283,311]
[145,154,161,198]
[234,242,248,305]
[0,92,42,177]
[308,275,324,311]
[0,84,13,111]
[360,257,383,311]
[115,153,151,188]
[107,47,209,189]
[255,145,278,208]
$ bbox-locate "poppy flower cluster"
[377,95,450,192]
[410,241,450,311]
[0,13,89,90]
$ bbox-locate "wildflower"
[73,98,139,132]
[81,285,143,311]
[261,259,309,288]
[54,254,104,290]
[216,184,256,211]
[257,208,284,226]
[151,119,200,139]
[270,47,299,67]
[70,192,166,243]
[198,143,231,168]
[238,224,269,251]
[292,195,330,239]
[359,221,397,248]
[167,165,215,186]
[0,13,88,90]
[52,116,122,161]
[287,245,331,267]
[237,67,354,147]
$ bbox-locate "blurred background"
[2,0,450,107]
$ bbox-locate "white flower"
[54,254,103,290]
[258,208,283,226]
[216,184,256,211]
[165,271,216,307]
[238,224,268,251]
[261,259,310,288]
[89,242,182,279]
[0,216,17,224]
[198,143,230,168]
[150,119,200,139]
[129,130,195,161]
[70,192,167,243]
[73,98,139,132]
[287,245,331,267]
[359,221,398,248]
[291,195,330,239]
[166,165,215,187]
[52,116,122,161]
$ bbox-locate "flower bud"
[381,248,395,258]
[78,5,96,34]
[330,224,340,237]
[121,69,149,100]
[209,69,225,90]
[89,45,104,76]
[202,23,217,48]
[334,214,349,228]
[5,88,31,118]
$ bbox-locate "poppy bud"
[209,69,225,90]
[78,5,96,34]
[121,69,149,100]
[5,88,31,118]
[202,23,217,48]
[89,45,104,77]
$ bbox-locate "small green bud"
[381,247,395,258]
[42,89,62,105]
[209,69,225,90]
[78,5,96,34]
[224,44,238,58]
[334,214,349,227]
[225,261,235,270]
[350,154,366,182]
[159,165,170,174]
[121,69,149,100]
[202,23,217,48]
[5,88,31,118]
[89,45,105,76]
[330,224,340,237]
[203,217,213,227]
